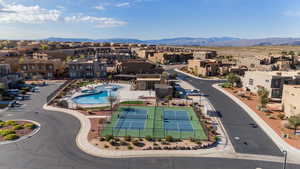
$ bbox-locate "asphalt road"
[0,81,298,169]
[171,70,282,156]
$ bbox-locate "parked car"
[31,87,40,92]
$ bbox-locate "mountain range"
[44,37,300,47]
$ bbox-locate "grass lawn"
[0,104,8,109]
[101,106,207,140]
[84,106,110,112]
[119,101,144,105]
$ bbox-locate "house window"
[271,89,281,98]
[249,79,254,85]
[22,65,27,70]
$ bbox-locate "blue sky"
[0,0,300,39]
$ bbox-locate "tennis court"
[163,110,194,132]
[114,107,148,130]
[101,106,208,140]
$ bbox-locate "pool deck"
[67,83,156,108]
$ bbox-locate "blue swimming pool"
[72,84,120,104]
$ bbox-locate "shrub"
[124,135,131,142]
[0,129,15,137]
[220,82,233,88]
[5,120,17,126]
[105,134,114,141]
[145,135,152,141]
[277,114,285,120]
[4,134,19,140]
[165,136,173,142]
[0,121,5,128]
[127,145,133,150]
[161,141,168,145]
[173,138,181,142]
[24,123,36,129]
[132,140,140,146]
[157,138,162,142]
[109,140,117,146]
[214,136,220,142]
[196,141,202,145]
[257,87,269,108]
[189,137,196,142]
[12,124,24,130]
[268,115,276,120]
[120,141,128,146]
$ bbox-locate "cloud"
[64,15,127,28]
[283,10,300,17]
[56,5,66,11]
[0,2,61,23]
[115,2,130,7]
[94,5,105,10]
[0,0,127,28]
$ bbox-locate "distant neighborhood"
[1,40,300,118]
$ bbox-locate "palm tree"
[288,115,300,135]
[107,95,117,115]
[165,95,172,107]
[257,87,269,108]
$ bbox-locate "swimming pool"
[72,84,120,105]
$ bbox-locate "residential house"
[32,52,49,60]
[187,59,220,77]
[135,74,164,90]
[19,59,64,79]
[0,64,23,89]
[148,52,193,64]
[282,85,300,117]
[0,64,11,77]
[193,51,217,60]
[242,71,300,100]
[115,60,163,74]
[68,59,107,78]
[131,48,155,59]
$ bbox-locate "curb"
[212,83,300,162]
[0,119,41,145]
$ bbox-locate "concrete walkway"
[213,83,300,163]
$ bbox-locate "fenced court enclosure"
[100,106,208,140]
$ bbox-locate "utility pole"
[282,150,287,169]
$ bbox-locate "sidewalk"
[213,83,300,162]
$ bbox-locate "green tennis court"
[101,106,207,140]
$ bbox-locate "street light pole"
[282,150,287,169]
